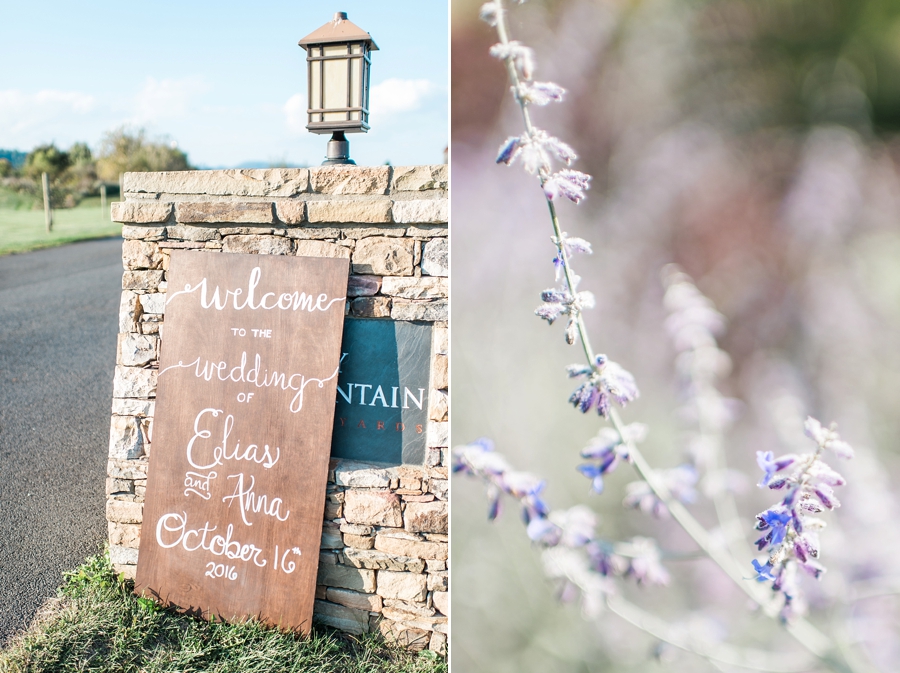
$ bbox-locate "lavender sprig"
[456,438,820,671]
[453,438,670,589]
[751,417,853,621]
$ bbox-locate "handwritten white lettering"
[222,473,290,527]
[167,266,345,313]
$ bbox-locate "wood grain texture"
[135,251,349,633]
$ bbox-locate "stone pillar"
[106,165,448,653]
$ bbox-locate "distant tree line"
[0,128,192,209]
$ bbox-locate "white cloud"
[0,89,96,139]
[130,76,208,124]
[370,78,437,116]
[283,92,307,134]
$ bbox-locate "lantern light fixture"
[299,12,378,166]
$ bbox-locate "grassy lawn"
[0,553,446,673]
[0,197,122,256]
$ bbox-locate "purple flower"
[755,508,792,548]
[814,483,840,509]
[526,516,561,545]
[489,41,536,80]
[752,558,778,582]
[804,416,854,459]
[552,233,593,279]
[599,361,640,407]
[496,136,523,164]
[516,81,566,105]
[756,451,796,488]
[543,169,591,203]
[567,357,639,417]
[535,302,565,324]
[624,537,669,586]
[479,1,499,26]
[577,463,607,493]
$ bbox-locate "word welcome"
[167,266,345,313]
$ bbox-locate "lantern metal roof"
[298,12,379,51]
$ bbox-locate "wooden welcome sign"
[135,251,349,632]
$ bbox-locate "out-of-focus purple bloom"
[502,470,550,520]
[624,465,697,518]
[756,450,796,487]
[541,288,570,303]
[551,505,596,548]
[543,169,591,203]
[814,483,840,509]
[577,425,641,493]
[808,460,845,487]
[797,559,826,579]
[752,558,778,582]
[567,356,639,417]
[489,40,536,80]
[544,136,577,164]
[623,537,670,586]
[453,437,510,476]
[577,463,607,493]
[479,1,499,26]
[535,302,564,323]
[535,282,593,337]
[487,484,502,520]
[566,363,593,379]
[516,81,566,105]
[552,233,593,280]
[600,361,640,407]
[526,516,561,545]
[804,416,854,459]
[496,135,523,164]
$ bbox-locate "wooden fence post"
[42,172,52,233]
[100,184,107,215]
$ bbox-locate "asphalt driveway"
[0,238,122,643]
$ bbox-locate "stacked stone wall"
[105,165,448,653]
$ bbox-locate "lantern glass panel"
[350,52,362,120]
[322,44,349,121]
[310,47,322,123]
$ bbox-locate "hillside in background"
[0,150,27,169]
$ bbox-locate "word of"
[167,266,345,314]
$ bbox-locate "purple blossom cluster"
[750,417,853,621]
[453,438,671,595]
[485,3,592,204]
[567,355,640,417]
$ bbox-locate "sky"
[0,1,448,168]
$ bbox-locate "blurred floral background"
[450,0,900,670]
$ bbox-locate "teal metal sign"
[332,319,432,465]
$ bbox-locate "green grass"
[0,553,446,673]
[0,196,122,256]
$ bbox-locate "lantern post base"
[322,132,356,166]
